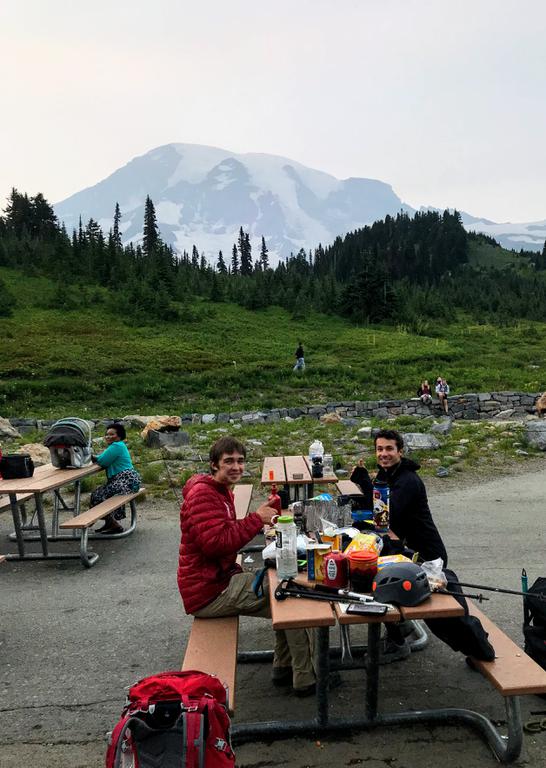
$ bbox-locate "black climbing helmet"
[372,562,431,607]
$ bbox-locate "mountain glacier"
[54,143,545,261]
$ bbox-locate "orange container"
[348,550,378,593]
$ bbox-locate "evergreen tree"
[217,249,227,274]
[231,243,239,274]
[191,245,199,269]
[238,227,253,275]
[260,236,269,269]
[142,196,159,256]
[112,202,122,251]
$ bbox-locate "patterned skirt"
[90,469,141,520]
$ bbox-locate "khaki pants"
[195,572,315,689]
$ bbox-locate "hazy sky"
[1,0,545,222]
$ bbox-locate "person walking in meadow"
[435,377,450,414]
[293,341,305,372]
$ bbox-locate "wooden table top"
[268,570,337,630]
[261,455,338,485]
[0,463,101,494]
[269,567,463,630]
[336,591,464,625]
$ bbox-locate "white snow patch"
[155,200,182,226]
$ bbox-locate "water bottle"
[275,515,298,579]
[308,439,324,461]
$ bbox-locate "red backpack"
[105,670,235,768]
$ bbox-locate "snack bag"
[343,532,382,556]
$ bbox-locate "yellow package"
[343,533,382,556]
[321,532,341,550]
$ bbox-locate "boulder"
[430,419,452,435]
[0,417,21,439]
[525,421,546,450]
[145,429,190,449]
[141,416,182,440]
[123,415,152,428]
[320,411,342,424]
[356,426,372,439]
[402,433,441,451]
[19,443,51,466]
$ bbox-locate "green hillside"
[2,267,546,418]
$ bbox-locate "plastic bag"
[421,558,447,591]
[262,534,314,561]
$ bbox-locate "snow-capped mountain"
[54,143,412,262]
[54,143,545,261]
[460,213,546,252]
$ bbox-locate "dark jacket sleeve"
[389,471,448,566]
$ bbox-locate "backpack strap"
[105,713,139,768]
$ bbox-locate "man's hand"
[255,503,277,525]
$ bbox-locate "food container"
[323,550,348,589]
[306,543,332,582]
[348,550,379,593]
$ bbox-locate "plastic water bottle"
[308,439,324,461]
[275,515,298,579]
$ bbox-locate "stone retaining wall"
[5,391,541,433]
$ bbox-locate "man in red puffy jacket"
[178,436,316,696]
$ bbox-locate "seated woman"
[417,379,432,405]
[435,377,450,414]
[91,423,141,534]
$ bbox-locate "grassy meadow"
[1,266,546,418]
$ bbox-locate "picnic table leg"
[33,492,49,556]
[79,528,98,568]
[316,626,330,727]
[8,493,26,557]
[365,623,381,721]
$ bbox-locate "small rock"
[436,466,449,477]
[515,449,529,456]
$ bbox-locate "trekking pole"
[522,568,531,624]
[437,589,489,602]
[457,580,546,602]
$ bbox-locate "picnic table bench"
[181,484,254,713]
[58,488,145,568]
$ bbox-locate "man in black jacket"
[351,428,493,664]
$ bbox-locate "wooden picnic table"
[261,455,338,500]
[0,462,101,561]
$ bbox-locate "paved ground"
[1,461,546,767]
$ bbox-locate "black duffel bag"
[0,453,35,479]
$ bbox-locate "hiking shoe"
[271,666,292,687]
[293,672,342,697]
[378,639,411,665]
